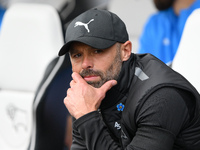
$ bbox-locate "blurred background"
[108,0,156,52]
[0,0,157,52]
[1,0,200,150]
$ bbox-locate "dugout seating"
[172,8,200,93]
[0,3,70,150]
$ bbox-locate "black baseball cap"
[58,8,129,56]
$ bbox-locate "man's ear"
[121,41,132,61]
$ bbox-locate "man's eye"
[73,53,82,58]
[94,49,103,54]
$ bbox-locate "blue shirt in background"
[0,6,6,30]
[138,0,200,65]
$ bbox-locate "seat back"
[0,3,64,150]
[172,8,200,92]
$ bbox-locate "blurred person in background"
[138,0,200,66]
[0,1,6,31]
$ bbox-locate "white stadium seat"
[172,8,200,93]
[0,3,64,150]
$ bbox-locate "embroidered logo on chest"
[114,122,121,130]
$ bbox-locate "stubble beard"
[80,47,122,88]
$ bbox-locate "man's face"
[69,42,123,88]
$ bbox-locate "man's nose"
[82,55,93,69]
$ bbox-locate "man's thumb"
[100,80,117,93]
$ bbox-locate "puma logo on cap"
[74,19,94,33]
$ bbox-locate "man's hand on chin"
[64,72,117,119]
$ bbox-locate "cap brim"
[58,36,116,56]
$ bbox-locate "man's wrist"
[73,111,100,128]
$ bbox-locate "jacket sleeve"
[71,111,121,150]
[70,129,87,150]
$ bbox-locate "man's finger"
[70,80,76,87]
[72,72,84,83]
[100,80,117,93]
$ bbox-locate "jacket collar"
[100,54,135,109]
